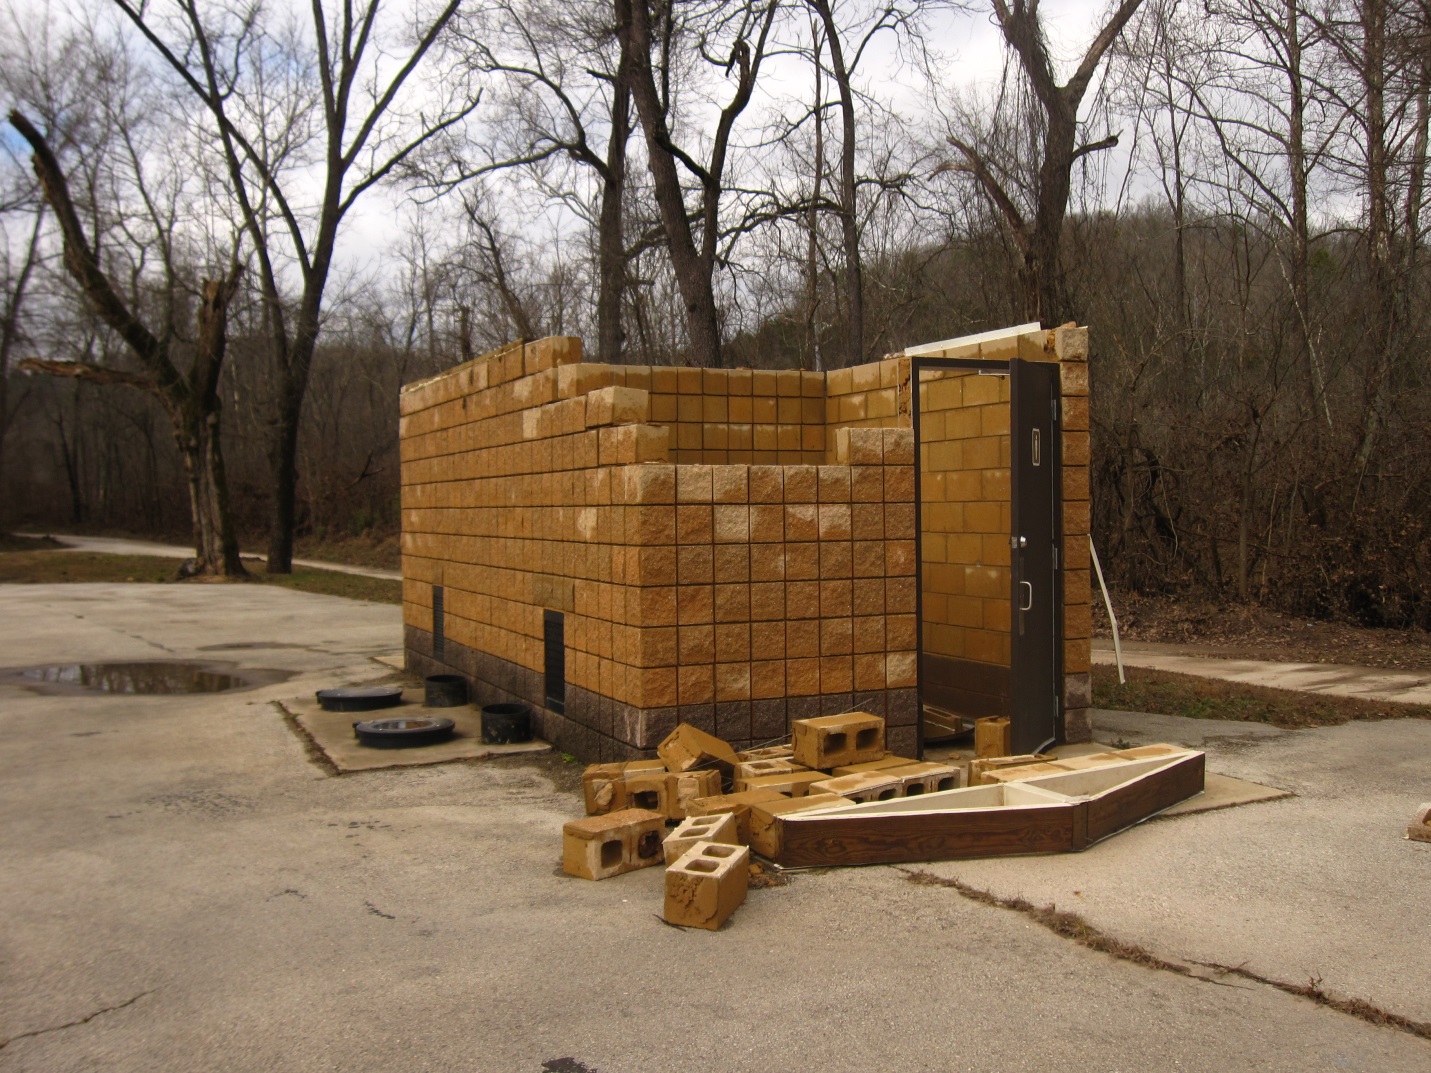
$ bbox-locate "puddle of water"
[11,661,258,694]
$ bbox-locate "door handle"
[1018,581,1033,611]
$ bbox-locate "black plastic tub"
[424,674,467,708]
[316,685,403,712]
[353,716,455,748]
[481,702,532,744]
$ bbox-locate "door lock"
[1011,535,1027,549]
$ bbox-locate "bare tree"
[10,110,246,574]
[946,0,1145,323]
[618,0,780,366]
[110,0,476,571]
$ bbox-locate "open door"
[1010,358,1061,754]
[911,330,1063,755]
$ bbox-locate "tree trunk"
[1030,102,1077,324]
[0,209,44,528]
[596,59,631,364]
[619,0,724,367]
[811,0,863,365]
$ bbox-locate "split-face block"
[809,770,902,802]
[882,761,964,795]
[747,794,848,858]
[974,716,1012,759]
[685,788,787,843]
[1409,802,1431,843]
[737,745,795,763]
[735,770,832,797]
[733,757,808,782]
[562,808,667,880]
[791,712,885,770]
[664,841,751,930]
[624,767,723,820]
[658,723,741,774]
[663,811,740,863]
[582,759,667,815]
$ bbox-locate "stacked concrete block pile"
[560,711,960,929]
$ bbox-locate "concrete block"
[586,385,650,427]
[667,768,723,819]
[733,758,808,782]
[982,762,1069,784]
[882,761,964,795]
[582,759,665,815]
[747,794,849,858]
[969,753,1055,785]
[735,770,833,797]
[685,788,787,842]
[658,722,741,773]
[736,744,794,762]
[974,716,1012,758]
[1407,803,1431,843]
[623,769,673,817]
[809,771,902,802]
[664,841,750,930]
[791,711,885,769]
[831,754,908,776]
[663,811,739,863]
[562,808,666,880]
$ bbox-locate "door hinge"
[1051,397,1059,421]
[1053,545,1059,569]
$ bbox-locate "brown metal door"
[1010,358,1061,753]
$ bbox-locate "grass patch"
[0,549,400,604]
[1093,664,1427,728]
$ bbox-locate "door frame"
[909,355,1064,756]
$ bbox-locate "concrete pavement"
[1095,639,1431,707]
[2,584,1429,1072]
[16,532,402,581]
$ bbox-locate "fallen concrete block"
[747,794,848,858]
[562,808,666,880]
[831,754,909,776]
[736,744,794,762]
[982,762,1070,785]
[733,757,809,782]
[969,753,1055,785]
[1047,752,1133,772]
[974,716,1012,758]
[582,759,666,815]
[810,771,902,802]
[882,761,964,795]
[664,841,750,930]
[658,723,741,773]
[667,768,723,819]
[623,769,672,816]
[1409,802,1431,843]
[686,789,787,842]
[663,812,740,863]
[734,770,832,797]
[792,711,885,769]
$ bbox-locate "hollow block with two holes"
[663,841,751,930]
[561,808,667,880]
[791,712,886,770]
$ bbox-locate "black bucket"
[424,674,467,708]
[481,702,532,744]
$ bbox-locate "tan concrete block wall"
[823,358,912,446]
[1054,326,1093,737]
[400,339,917,723]
[917,369,1013,669]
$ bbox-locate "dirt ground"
[1094,592,1431,671]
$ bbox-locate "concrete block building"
[399,325,1091,761]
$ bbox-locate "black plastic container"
[480,702,532,744]
[352,716,455,748]
[424,674,467,708]
[316,685,403,712]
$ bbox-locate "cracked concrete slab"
[3,585,1429,1071]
